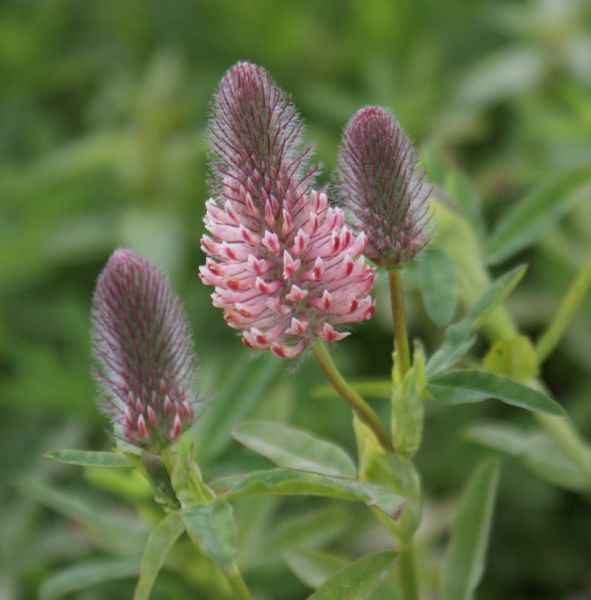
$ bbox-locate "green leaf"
[454,46,545,108]
[195,353,282,464]
[182,498,237,568]
[45,449,134,469]
[134,513,185,600]
[429,201,516,341]
[482,335,539,380]
[285,548,349,589]
[463,264,527,329]
[486,164,591,264]
[212,468,404,517]
[40,558,139,600]
[233,421,357,478]
[428,369,564,416]
[16,478,147,549]
[392,349,426,457]
[261,507,349,561]
[441,459,499,600]
[417,249,458,327]
[535,252,591,364]
[464,423,589,492]
[309,550,397,600]
[427,265,527,376]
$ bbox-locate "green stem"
[313,341,392,451]
[225,562,254,600]
[535,250,591,364]
[389,270,412,377]
[398,540,419,600]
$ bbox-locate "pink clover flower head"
[92,249,197,451]
[335,106,432,268]
[200,62,375,359]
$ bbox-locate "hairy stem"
[398,540,419,600]
[225,562,253,600]
[389,270,412,377]
[313,341,392,450]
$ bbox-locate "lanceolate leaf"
[284,548,349,589]
[134,513,185,600]
[211,468,404,518]
[40,558,139,600]
[309,550,397,600]
[182,498,237,568]
[45,449,134,469]
[417,248,458,327]
[428,369,564,416]
[233,421,357,478]
[16,478,147,548]
[464,423,589,492]
[441,460,499,600]
[486,164,591,265]
[427,265,527,376]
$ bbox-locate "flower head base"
[92,249,197,451]
[335,106,432,268]
[200,62,375,358]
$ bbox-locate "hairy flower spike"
[335,106,432,268]
[200,62,375,358]
[92,249,198,451]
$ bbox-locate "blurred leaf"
[427,265,527,376]
[454,46,545,108]
[417,249,458,327]
[428,370,564,415]
[535,251,591,363]
[309,550,397,600]
[486,164,591,265]
[482,336,539,380]
[182,498,237,568]
[443,169,486,240]
[431,202,517,341]
[464,423,589,492]
[45,450,134,469]
[441,459,499,600]
[233,421,357,478]
[84,467,152,501]
[212,468,404,517]
[40,557,139,600]
[284,547,349,589]
[16,478,147,550]
[260,507,349,561]
[134,513,184,600]
[195,353,283,464]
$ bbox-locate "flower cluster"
[199,62,375,358]
[92,249,197,450]
[335,106,431,268]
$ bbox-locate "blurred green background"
[2,0,591,598]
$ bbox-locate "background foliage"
[1,0,591,598]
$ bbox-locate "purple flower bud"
[200,63,375,358]
[91,249,197,451]
[335,106,432,268]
